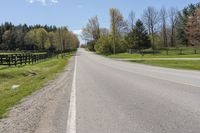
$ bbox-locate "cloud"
[73,29,84,44]
[73,29,82,36]
[26,0,58,5]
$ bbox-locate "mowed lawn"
[131,60,200,71]
[108,48,200,59]
[108,53,200,59]
[107,48,200,70]
[0,53,72,118]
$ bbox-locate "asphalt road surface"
[74,48,200,133]
[2,48,200,133]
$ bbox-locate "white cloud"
[73,29,84,44]
[73,29,82,36]
[26,0,59,5]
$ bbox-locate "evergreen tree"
[126,19,151,50]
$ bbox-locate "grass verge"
[131,60,200,71]
[0,53,72,118]
[108,53,200,59]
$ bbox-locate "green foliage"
[176,3,200,46]
[95,36,113,54]
[36,28,49,49]
[95,35,127,54]
[126,19,151,50]
[55,28,79,51]
[149,35,162,50]
[0,22,79,51]
[87,40,96,51]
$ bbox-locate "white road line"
[66,56,77,133]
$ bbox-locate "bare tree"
[160,7,168,47]
[142,6,159,46]
[128,10,135,30]
[110,8,127,54]
[169,7,178,47]
[100,28,109,37]
[82,16,100,41]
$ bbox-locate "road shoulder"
[0,57,75,133]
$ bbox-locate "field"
[0,53,72,118]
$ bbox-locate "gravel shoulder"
[0,57,74,133]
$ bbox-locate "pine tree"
[126,19,151,50]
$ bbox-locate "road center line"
[66,56,77,133]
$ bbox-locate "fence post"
[28,55,31,64]
[0,56,2,65]
[20,54,22,65]
[8,56,11,67]
[15,55,17,66]
[25,54,27,64]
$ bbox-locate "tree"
[2,30,12,50]
[82,16,100,51]
[185,7,200,46]
[24,29,38,50]
[55,27,79,51]
[14,25,28,50]
[160,7,168,47]
[169,7,178,47]
[95,36,113,54]
[110,8,128,54]
[128,11,135,31]
[142,6,159,47]
[176,4,197,46]
[126,19,151,50]
[0,22,79,51]
[36,28,49,49]
[100,28,109,37]
[48,31,56,51]
[82,16,100,41]
[56,27,69,51]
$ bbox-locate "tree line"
[82,3,200,54]
[0,22,79,51]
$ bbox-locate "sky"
[0,0,199,43]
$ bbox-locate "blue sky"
[0,0,199,42]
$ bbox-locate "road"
[1,48,200,133]
[74,48,200,133]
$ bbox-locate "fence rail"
[0,53,49,66]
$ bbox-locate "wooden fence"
[0,53,49,66]
[127,48,200,55]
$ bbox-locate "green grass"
[106,48,200,71]
[131,60,200,70]
[0,53,72,118]
[108,53,200,59]
[108,48,200,59]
